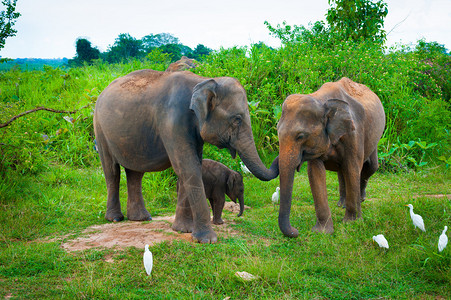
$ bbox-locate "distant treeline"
[69,33,212,66]
[0,58,69,71]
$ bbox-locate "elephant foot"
[312,220,334,234]
[343,210,360,222]
[212,218,224,225]
[192,228,218,244]
[337,197,346,208]
[105,210,124,223]
[360,189,366,203]
[172,218,194,233]
[127,209,152,221]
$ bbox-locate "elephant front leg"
[125,168,152,221]
[308,160,334,233]
[173,178,194,233]
[337,170,346,208]
[173,174,217,243]
[211,194,225,225]
[342,161,362,222]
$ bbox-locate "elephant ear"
[324,98,356,145]
[226,172,236,194]
[226,172,240,201]
[190,79,219,128]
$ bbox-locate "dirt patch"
[61,202,246,252]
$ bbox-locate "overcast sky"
[1,0,450,59]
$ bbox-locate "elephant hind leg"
[125,168,152,221]
[360,150,379,202]
[96,129,124,222]
[103,162,124,222]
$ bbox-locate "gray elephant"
[176,159,245,225]
[277,77,385,237]
[93,70,279,243]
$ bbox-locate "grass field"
[0,163,449,299]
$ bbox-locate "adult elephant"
[94,70,279,243]
[277,77,385,237]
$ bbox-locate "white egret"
[406,204,426,232]
[372,234,389,249]
[143,244,153,276]
[438,226,448,253]
[272,187,280,207]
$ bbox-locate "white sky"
[1,0,450,59]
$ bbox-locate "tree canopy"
[326,0,388,43]
[68,38,100,66]
[0,0,20,50]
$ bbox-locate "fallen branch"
[0,103,93,129]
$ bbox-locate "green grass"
[1,164,450,299]
[0,37,450,299]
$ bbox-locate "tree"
[159,43,184,62]
[69,38,100,66]
[326,0,388,43]
[191,44,212,61]
[104,33,143,63]
[0,0,21,50]
[141,33,179,52]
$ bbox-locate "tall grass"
[1,38,450,176]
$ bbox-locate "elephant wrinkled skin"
[94,70,278,244]
[277,77,385,237]
[177,159,245,225]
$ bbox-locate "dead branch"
[0,103,93,129]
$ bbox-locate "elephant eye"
[296,132,308,140]
[232,116,242,126]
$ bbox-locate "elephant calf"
[277,77,385,237]
[177,159,245,225]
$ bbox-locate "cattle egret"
[143,244,153,276]
[240,162,250,174]
[438,226,448,253]
[406,204,426,232]
[272,187,280,207]
[372,234,389,249]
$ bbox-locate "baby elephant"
[177,159,245,225]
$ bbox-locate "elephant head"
[277,95,355,237]
[190,78,279,181]
[226,171,245,217]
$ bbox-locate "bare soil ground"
[60,201,248,252]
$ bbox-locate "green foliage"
[69,38,100,66]
[141,33,179,52]
[191,44,213,61]
[326,0,388,44]
[0,0,20,50]
[378,139,438,172]
[1,28,450,176]
[103,33,144,63]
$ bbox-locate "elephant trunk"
[237,194,244,217]
[234,127,279,181]
[278,145,301,238]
